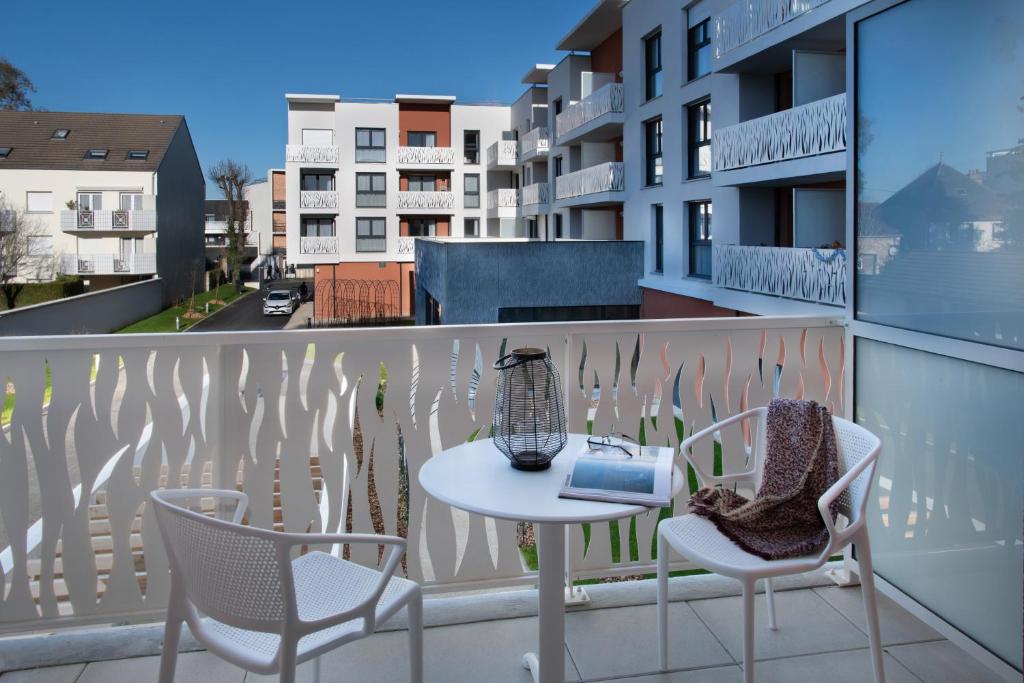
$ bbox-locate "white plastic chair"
[150,489,423,683]
[656,406,884,683]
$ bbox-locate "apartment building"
[285,94,518,319]
[240,168,286,278]
[0,111,205,304]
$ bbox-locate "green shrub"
[0,277,85,310]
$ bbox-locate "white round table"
[419,434,685,683]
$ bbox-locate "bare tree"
[0,195,41,308]
[208,160,252,290]
[0,58,36,111]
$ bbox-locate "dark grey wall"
[155,121,206,306]
[0,278,163,336]
[416,240,643,325]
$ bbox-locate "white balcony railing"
[555,82,624,140]
[286,145,340,165]
[299,236,339,255]
[486,140,519,167]
[712,93,846,172]
[396,191,456,210]
[521,182,549,206]
[60,210,156,231]
[397,236,416,256]
[486,188,521,210]
[396,146,456,166]
[714,0,831,59]
[713,244,846,306]
[299,190,339,210]
[61,252,157,275]
[555,162,625,200]
[520,127,550,158]
[0,316,843,630]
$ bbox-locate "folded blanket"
[689,398,840,560]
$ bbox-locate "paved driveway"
[188,281,312,332]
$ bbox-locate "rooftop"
[556,0,627,52]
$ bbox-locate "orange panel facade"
[271,170,286,202]
[399,217,450,237]
[640,288,739,319]
[398,103,451,146]
[590,28,623,80]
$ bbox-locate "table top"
[418,434,685,524]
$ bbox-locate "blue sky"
[5,0,595,196]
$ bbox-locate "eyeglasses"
[586,432,640,457]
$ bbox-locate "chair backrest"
[151,489,292,632]
[829,416,882,525]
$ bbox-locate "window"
[78,192,102,210]
[527,218,539,239]
[407,175,436,192]
[688,18,711,80]
[355,173,386,207]
[407,131,436,147]
[645,117,663,186]
[85,149,108,160]
[688,200,712,278]
[553,98,562,117]
[407,217,436,237]
[356,217,386,252]
[126,150,149,160]
[51,129,70,140]
[355,128,386,162]
[645,30,663,100]
[301,172,335,191]
[463,130,480,164]
[653,205,664,273]
[120,193,143,211]
[464,174,480,208]
[26,191,52,213]
[0,147,10,158]
[688,99,712,178]
[301,129,333,146]
[554,156,563,177]
[300,217,335,237]
[464,217,479,238]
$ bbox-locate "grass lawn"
[4,359,101,427]
[116,284,251,334]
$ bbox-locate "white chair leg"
[856,531,886,683]
[742,579,756,683]
[278,640,298,683]
[157,610,182,683]
[657,529,669,672]
[312,655,322,683]
[764,577,777,631]
[408,589,424,683]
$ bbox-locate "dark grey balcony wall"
[415,239,643,325]
[0,278,163,336]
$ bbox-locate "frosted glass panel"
[856,338,1023,670]
[854,0,1024,350]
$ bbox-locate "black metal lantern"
[492,347,567,471]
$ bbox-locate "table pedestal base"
[519,522,566,683]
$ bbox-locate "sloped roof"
[0,111,184,171]
[876,161,1005,228]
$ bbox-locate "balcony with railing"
[554,162,624,206]
[299,190,340,211]
[396,191,455,211]
[713,0,831,61]
[59,209,156,233]
[60,252,157,276]
[712,243,846,306]
[396,235,416,260]
[487,139,519,169]
[712,93,846,175]
[0,316,1001,683]
[520,127,550,161]
[285,144,340,166]
[299,235,339,255]
[395,146,456,167]
[520,182,549,216]
[486,188,520,218]
[555,81,625,146]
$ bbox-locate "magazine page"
[559,441,674,507]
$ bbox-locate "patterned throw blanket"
[689,398,841,560]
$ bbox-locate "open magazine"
[559,439,675,507]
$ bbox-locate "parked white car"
[263,289,296,316]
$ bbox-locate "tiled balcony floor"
[0,585,1004,683]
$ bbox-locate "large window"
[464,174,480,208]
[688,99,711,178]
[355,128,386,162]
[407,131,436,147]
[407,217,436,237]
[463,130,480,164]
[407,175,437,192]
[26,191,52,213]
[687,18,711,80]
[645,118,663,186]
[300,217,334,237]
[355,173,386,207]
[645,30,663,100]
[355,217,386,252]
[464,217,479,238]
[119,192,143,211]
[77,192,102,210]
[688,200,712,278]
[301,172,335,191]
[652,205,664,273]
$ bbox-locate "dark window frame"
[51,129,70,140]
[407,217,436,237]
[464,173,480,208]
[126,150,149,160]
[464,217,480,238]
[355,172,387,207]
[300,216,336,237]
[355,127,386,163]
[301,172,336,192]
[645,29,663,101]
[688,98,712,179]
[355,217,387,252]
[0,147,10,159]
[688,200,712,279]
[407,175,438,192]
[653,205,664,273]
[687,17,712,81]
[644,117,664,187]
[84,149,108,160]
[407,131,437,148]
[463,130,480,164]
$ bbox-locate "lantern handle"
[492,353,524,370]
